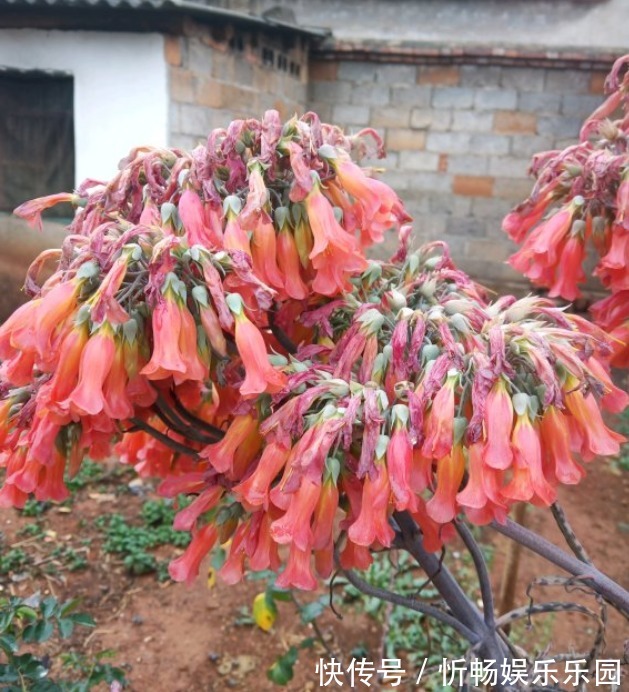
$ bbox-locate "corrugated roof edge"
[0,0,331,38]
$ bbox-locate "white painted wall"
[0,29,169,186]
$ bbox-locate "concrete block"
[307,100,333,122]
[309,80,353,104]
[469,134,510,155]
[452,110,493,132]
[374,64,417,85]
[399,151,440,171]
[391,85,433,107]
[464,238,511,262]
[410,108,452,131]
[432,87,475,109]
[429,194,473,216]
[500,67,545,92]
[426,132,471,154]
[417,65,460,86]
[471,197,514,218]
[545,69,590,94]
[518,92,561,114]
[561,94,605,118]
[447,154,489,175]
[371,107,410,128]
[446,214,487,237]
[474,89,518,110]
[332,104,371,126]
[537,115,583,137]
[488,156,531,178]
[179,104,215,137]
[386,128,427,151]
[187,39,213,75]
[459,65,502,88]
[351,84,391,106]
[510,135,554,158]
[493,177,536,200]
[170,68,195,103]
[338,61,377,84]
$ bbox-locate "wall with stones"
[308,59,608,291]
[166,21,309,151]
[0,215,67,321]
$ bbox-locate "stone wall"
[0,214,67,321]
[308,59,609,290]
[166,21,309,151]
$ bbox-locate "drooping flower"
[66,325,116,416]
[422,373,457,460]
[270,478,321,551]
[14,192,78,230]
[483,379,514,470]
[348,454,395,548]
[387,411,417,512]
[425,445,465,524]
[234,441,291,509]
[201,415,259,474]
[168,524,219,586]
[305,184,368,296]
[502,412,556,506]
[229,296,287,398]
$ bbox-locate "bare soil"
[0,460,627,691]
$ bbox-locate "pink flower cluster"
[0,110,624,591]
[504,54,629,366]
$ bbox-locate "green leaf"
[40,596,57,620]
[266,647,298,686]
[299,600,325,624]
[69,613,95,628]
[0,664,19,683]
[57,618,74,639]
[269,587,292,602]
[15,606,38,621]
[59,599,80,618]
[23,620,54,643]
[0,634,17,654]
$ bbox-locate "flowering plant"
[504,55,629,366]
[1,108,628,679]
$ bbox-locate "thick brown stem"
[498,503,526,635]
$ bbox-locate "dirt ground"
[0,457,627,691]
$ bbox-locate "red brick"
[195,78,224,108]
[417,66,460,86]
[164,35,182,67]
[386,129,426,151]
[494,111,537,135]
[309,61,339,82]
[589,71,608,95]
[170,68,195,103]
[452,175,495,197]
[438,153,448,173]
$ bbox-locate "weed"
[0,549,31,575]
[96,497,191,580]
[0,592,126,690]
[64,460,106,494]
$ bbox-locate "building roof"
[0,0,329,38]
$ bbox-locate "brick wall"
[166,22,309,151]
[0,215,66,321]
[309,60,607,291]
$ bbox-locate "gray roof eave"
[0,0,331,39]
